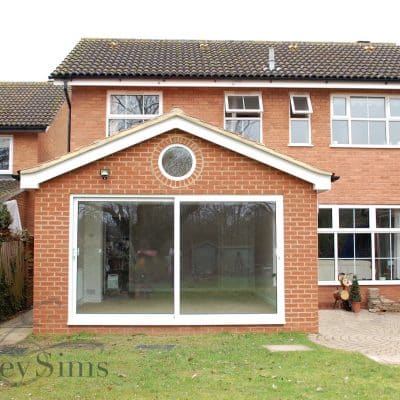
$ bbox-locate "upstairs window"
[0,137,12,174]
[289,94,313,145]
[224,94,263,142]
[331,96,400,146]
[107,93,161,136]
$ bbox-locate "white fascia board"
[53,78,400,90]
[20,118,179,189]
[20,115,331,191]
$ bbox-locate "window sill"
[288,143,314,147]
[330,144,400,149]
[319,280,400,286]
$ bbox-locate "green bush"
[350,275,361,303]
[0,203,12,231]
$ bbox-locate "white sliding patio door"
[69,195,284,326]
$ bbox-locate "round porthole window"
[159,144,196,181]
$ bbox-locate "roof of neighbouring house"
[0,82,65,130]
[20,108,332,191]
[49,38,400,81]
[0,178,21,202]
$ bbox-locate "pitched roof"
[50,38,400,82]
[0,82,65,130]
[20,108,331,191]
[0,178,21,202]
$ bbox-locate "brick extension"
[33,130,319,334]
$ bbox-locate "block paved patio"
[309,309,400,365]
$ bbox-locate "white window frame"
[68,194,285,326]
[106,91,163,136]
[0,136,13,174]
[290,94,313,114]
[330,94,400,147]
[224,92,263,143]
[318,204,400,285]
[289,94,313,146]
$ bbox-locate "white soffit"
[20,111,332,191]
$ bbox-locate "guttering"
[0,126,47,132]
[54,78,400,90]
[63,81,72,152]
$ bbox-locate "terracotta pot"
[352,301,361,313]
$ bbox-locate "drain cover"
[0,347,28,355]
[135,344,176,351]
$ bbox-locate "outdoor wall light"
[100,168,110,180]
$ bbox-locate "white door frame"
[68,194,285,325]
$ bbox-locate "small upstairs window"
[224,94,263,142]
[107,93,161,136]
[0,137,12,174]
[289,94,313,145]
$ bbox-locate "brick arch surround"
[33,130,319,334]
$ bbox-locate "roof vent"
[288,43,298,50]
[199,42,209,49]
[268,47,275,71]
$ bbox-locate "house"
[18,38,400,334]
[0,82,67,233]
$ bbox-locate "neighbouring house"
[0,82,67,233]
[18,38,400,334]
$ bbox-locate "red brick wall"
[33,130,319,334]
[318,285,400,309]
[38,102,68,163]
[8,133,39,173]
[70,86,400,205]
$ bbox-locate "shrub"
[350,275,361,303]
[0,204,12,231]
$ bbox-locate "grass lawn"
[0,332,399,399]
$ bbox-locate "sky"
[1,0,400,81]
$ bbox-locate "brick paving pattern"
[309,310,400,364]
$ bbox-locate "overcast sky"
[1,0,399,81]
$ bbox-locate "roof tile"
[50,38,400,81]
[0,82,65,129]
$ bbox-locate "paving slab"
[309,310,400,365]
[263,344,312,352]
[0,310,32,347]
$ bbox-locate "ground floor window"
[318,205,400,283]
[70,195,284,325]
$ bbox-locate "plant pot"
[352,301,361,313]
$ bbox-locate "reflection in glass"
[161,146,193,178]
[351,121,368,144]
[0,139,10,170]
[389,121,400,145]
[291,120,309,143]
[318,208,332,228]
[375,233,400,280]
[350,98,368,117]
[333,97,346,116]
[180,202,277,314]
[77,201,174,314]
[332,120,348,144]
[225,119,261,141]
[369,121,386,144]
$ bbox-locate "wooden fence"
[0,236,33,322]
